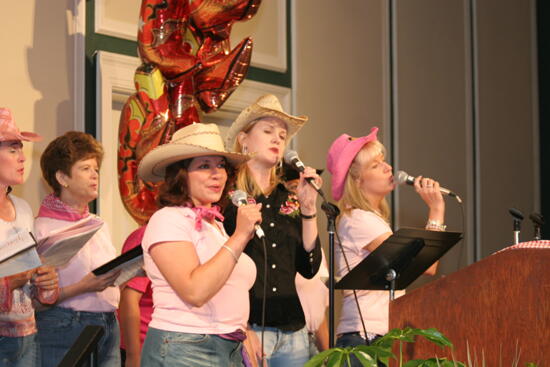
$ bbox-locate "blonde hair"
[338,140,391,222]
[232,118,282,196]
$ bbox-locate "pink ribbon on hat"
[189,205,225,231]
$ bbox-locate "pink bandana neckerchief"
[37,193,90,221]
[187,204,224,231]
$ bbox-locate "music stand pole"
[385,269,397,301]
[321,201,340,348]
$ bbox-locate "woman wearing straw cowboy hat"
[138,123,262,366]
[326,127,445,366]
[223,94,323,367]
[0,107,58,367]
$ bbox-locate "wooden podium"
[389,249,549,365]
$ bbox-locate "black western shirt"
[223,184,322,331]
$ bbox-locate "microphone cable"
[259,234,267,367]
[454,199,467,271]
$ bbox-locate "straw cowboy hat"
[138,123,250,182]
[224,94,308,150]
[0,107,42,142]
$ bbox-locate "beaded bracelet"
[221,245,239,262]
[425,219,446,231]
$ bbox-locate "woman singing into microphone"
[223,94,323,366]
[137,123,261,366]
[326,127,445,365]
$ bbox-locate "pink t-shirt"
[295,249,329,332]
[336,209,404,336]
[118,226,151,349]
[34,215,119,312]
[142,206,256,334]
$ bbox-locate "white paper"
[0,229,36,262]
[0,248,42,277]
[37,218,103,268]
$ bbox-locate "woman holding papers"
[222,95,322,366]
[0,107,58,367]
[34,131,120,367]
[137,123,260,367]
[326,127,445,365]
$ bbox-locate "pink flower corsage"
[279,194,300,217]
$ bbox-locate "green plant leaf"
[373,328,416,348]
[352,349,378,367]
[416,329,453,348]
[403,360,431,367]
[326,350,344,367]
[352,345,393,359]
[304,349,341,367]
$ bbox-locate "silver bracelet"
[221,245,239,262]
[425,219,446,231]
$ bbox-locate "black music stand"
[335,228,462,300]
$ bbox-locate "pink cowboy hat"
[326,127,379,201]
[0,108,42,142]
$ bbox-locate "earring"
[63,184,69,188]
[243,145,248,154]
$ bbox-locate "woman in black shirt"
[223,94,322,366]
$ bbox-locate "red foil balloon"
[118,0,261,224]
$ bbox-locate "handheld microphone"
[230,190,265,239]
[283,150,322,194]
[395,170,462,203]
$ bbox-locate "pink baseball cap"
[0,108,42,142]
[326,127,379,201]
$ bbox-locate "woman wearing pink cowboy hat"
[0,108,59,367]
[326,127,446,366]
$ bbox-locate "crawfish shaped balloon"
[118,0,261,224]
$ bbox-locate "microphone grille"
[395,170,410,185]
[284,150,299,165]
[231,190,248,207]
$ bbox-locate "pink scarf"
[188,205,224,231]
[37,193,90,222]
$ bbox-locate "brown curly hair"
[158,157,234,209]
[40,131,104,196]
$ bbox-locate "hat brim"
[138,143,249,182]
[20,132,42,142]
[225,105,308,151]
[0,131,42,143]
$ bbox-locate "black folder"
[335,228,462,291]
[92,245,143,276]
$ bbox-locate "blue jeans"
[141,327,244,367]
[35,306,120,367]
[251,325,309,367]
[0,333,40,367]
[308,332,320,359]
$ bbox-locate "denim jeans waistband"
[40,306,116,322]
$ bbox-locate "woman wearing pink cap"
[326,127,445,365]
[0,108,59,367]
